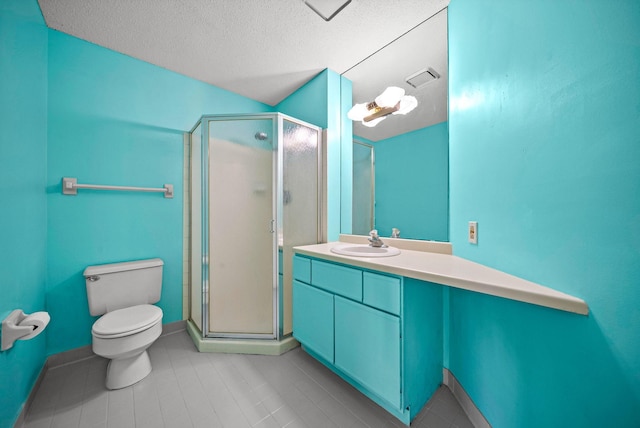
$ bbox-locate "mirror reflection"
[343,8,449,241]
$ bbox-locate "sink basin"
[330,243,401,258]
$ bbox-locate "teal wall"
[46,30,271,355]
[448,1,640,427]
[277,71,329,128]
[370,122,449,241]
[277,69,349,241]
[2,1,349,424]
[0,1,48,426]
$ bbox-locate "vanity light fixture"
[303,0,352,21]
[347,86,418,127]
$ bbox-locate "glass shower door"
[280,117,321,336]
[207,118,276,337]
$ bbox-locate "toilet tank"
[84,258,163,316]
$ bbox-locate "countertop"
[293,241,589,316]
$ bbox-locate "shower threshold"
[186,320,300,355]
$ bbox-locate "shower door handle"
[269,219,275,233]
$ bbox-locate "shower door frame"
[352,139,375,235]
[189,113,323,341]
[277,115,324,337]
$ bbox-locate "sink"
[330,243,401,258]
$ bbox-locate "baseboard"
[186,320,300,355]
[47,320,186,368]
[162,319,187,335]
[14,320,187,427]
[47,344,95,368]
[13,360,47,428]
[443,368,491,428]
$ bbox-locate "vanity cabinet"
[292,280,334,363]
[334,296,401,408]
[292,254,443,425]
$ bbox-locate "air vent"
[304,0,352,21]
[405,67,440,89]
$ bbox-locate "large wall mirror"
[342,8,448,241]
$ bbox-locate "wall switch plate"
[468,221,478,244]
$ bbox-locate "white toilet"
[84,258,164,390]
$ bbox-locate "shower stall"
[187,113,322,353]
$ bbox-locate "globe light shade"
[347,87,416,128]
[374,86,405,108]
[347,103,369,121]
[393,95,418,115]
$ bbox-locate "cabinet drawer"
[363,272,401,315]
[312,260,362,301]
[293,255,311,283]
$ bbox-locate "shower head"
[255,132,268,141]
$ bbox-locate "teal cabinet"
[292,254,443,425]
[312,259,362,301]
[292,253,310,283]
[363,271,401,315]
[292,280,334,363]
[335,296,401,408]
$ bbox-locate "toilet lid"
[92,304,163,339]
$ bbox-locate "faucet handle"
[368,230,386,248]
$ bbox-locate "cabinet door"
[334,296,401,409]
[292,280,334,363]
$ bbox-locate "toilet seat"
[92,304,162,339]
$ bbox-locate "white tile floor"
[21,329,474,428]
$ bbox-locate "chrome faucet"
[368,230,387,248]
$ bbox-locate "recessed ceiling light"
[303,0,352,21]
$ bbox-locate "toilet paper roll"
[17,311,50,340]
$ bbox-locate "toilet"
[84,258,164,390]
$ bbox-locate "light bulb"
[393,95,418,115]
[375,87,405,108]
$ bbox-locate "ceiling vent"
[405,67,440,89]
[303,0,352,21]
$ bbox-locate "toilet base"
[106,350,152,390]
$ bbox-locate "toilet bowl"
[92,304,163,389]
[84,258,164,390]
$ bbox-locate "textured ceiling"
[37,0,448,107]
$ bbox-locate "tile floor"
[21,329,474,428]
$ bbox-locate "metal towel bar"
[62,177,173,198]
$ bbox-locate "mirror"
[342,8,449,241]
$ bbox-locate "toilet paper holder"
[1,309,50,351]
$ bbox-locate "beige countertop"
[293,241,589,316]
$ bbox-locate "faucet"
[368,230,387,248]
[391,228,400,238]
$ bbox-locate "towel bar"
[62,177,173,198]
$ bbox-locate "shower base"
[186,320,300,355]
